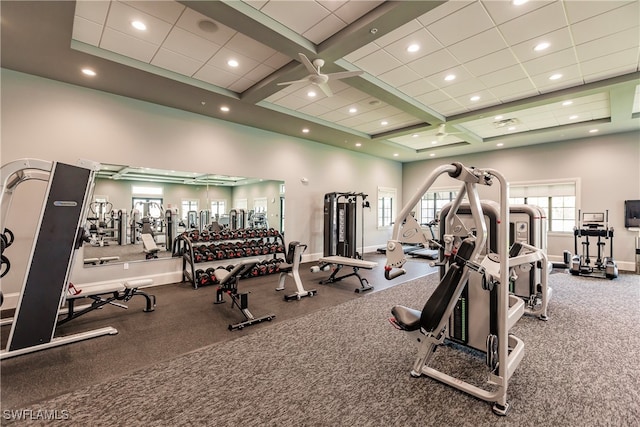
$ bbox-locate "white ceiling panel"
[498,2,567,46]
[259,1,330,34]
[570,2,640,44]
[581,48,639,80]
[378,66,422,88]
[72,16,104,46]
[427,2,495,47]
[100,27,159,62]
[332,0,382,23]
[521,48,578,77]
[175,8,236,45]
[575,27,640,62]
[383,28,443,63]
[123,0,185,23]
[509,27,574,63]
[106,1,173,45]
[151,48,202,77]
[481,0,553,25]
[33,0,634,161]
[163,27,221,63]
[303,14,346,44]
[353,49,403,76]
[193,64,240,87]
[464,49,521,78]
[447,28,508,63]
[75,0,110,25]
[406,48,460,78]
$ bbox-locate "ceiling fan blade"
[277,78,310,86]
[298,53,318,75]
[326,70,363,81]
[317,82,333,97]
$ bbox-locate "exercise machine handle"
[384,266,406,280]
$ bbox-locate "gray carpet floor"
[0,254,432,410]
[1,270,638,426]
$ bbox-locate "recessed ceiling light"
[349,107,357,113]
[412,134,419,138]
[431,140,438,145]
[220,106,230,112]
[497,142,504,147]
[407,44,420,53]
[534,42,550,51]
[589,129,599,133]
[494,115,503,120]
[393,153,399,157]
[227,59,239,67]
[81,68,96,77]
[444,74,456,81]
[562,100,573,106]
[380,120,388,126]
[355,143,362,147]
[429,153,436,157]
[302,128,310,133]
[470,95,480,102]
[131,20,146,31]
[307,90,317,98]
[508,126,516,131]
[549,73,563,80]
[569,115,578,120]
[512,0,529,5]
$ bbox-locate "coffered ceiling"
[2,1,639,162]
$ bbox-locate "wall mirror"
[83,164,285,267]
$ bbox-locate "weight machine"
[569,210,618,279]
[0,158,120,359]
[384,162,547,416]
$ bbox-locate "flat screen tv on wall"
[624,200,640,228]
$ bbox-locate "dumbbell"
[206,268,219,285]
[195,269,211,287]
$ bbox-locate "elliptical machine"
[569,210,618,279]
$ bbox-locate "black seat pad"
[391,305,422,331]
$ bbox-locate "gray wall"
[1,69,401,304]
[2,69,638,309]
[402,133,640,269]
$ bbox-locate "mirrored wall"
[83,164,284,267]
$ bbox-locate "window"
[419,190,458,224]
[377,187,396,228]
[254,197,267,213]
[510,181,577,232]
[132,198,163,218]
[210,200,226,218]
[181,200,199,220]
[132,185,162,196]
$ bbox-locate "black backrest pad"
[419,238,475,333]
[9,163,91,351]
[286,241,299,264]
[420,264,463,333]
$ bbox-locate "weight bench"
[58,279,156,326]
[214,261,276,330]
[83,256,120,265]
[313,255,378,293]
[276,241,317,301]
[141,233,159,259]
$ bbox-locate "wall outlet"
[124,263,129,270]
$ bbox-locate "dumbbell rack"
[173,228,286,289]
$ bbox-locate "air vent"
[493,118,519,128]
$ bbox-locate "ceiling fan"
[434,123,465,142]
[277,53,363,97]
